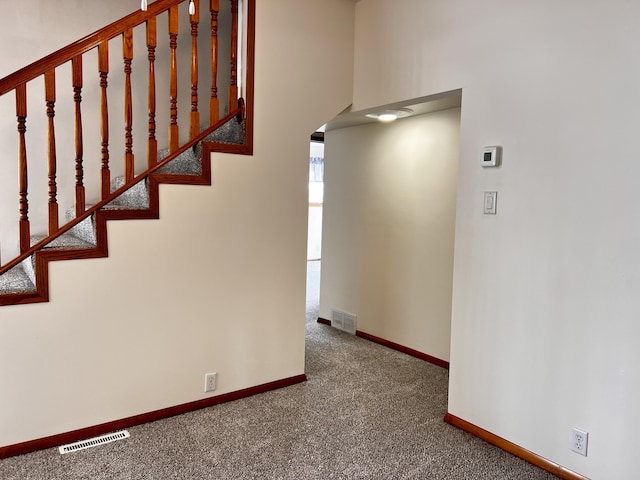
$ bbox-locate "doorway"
[306,132,324,323]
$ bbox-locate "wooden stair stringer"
[0,146,214,307]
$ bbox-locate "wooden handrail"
[0,0,253,290]
[0,106,245,278]
[0,0,184,96]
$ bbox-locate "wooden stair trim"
[0,108,243,306]
[0,0,257,307]
[0,107,239,267]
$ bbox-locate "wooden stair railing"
[0,0,254,291]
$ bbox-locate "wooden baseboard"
[356,330,450,369]
[444,413,590,480]
[0,374,306,460]
[316,317,449,369]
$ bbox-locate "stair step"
[156,147,202,175]
[65,208,97,246]
[193,119,246,160]
[30,232,96,251]
[202,118,246,145]
[107,177,149,210]
[18,233,97,287]
[0,264,36,294]
[0,117,244,301]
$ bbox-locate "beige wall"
[0,0,354,448]
[353,1,640,478]
[320,108,460,361]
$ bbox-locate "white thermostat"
[482,146,501,167]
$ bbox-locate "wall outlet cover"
[204,372,217,393]
[571,427,589,456]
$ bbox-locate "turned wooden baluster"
[190,0,200,139]
[16,84,30,254]
[98,42,110,200]
[72,55,86,216]
[228,0,238,112]
[147,16,158,167]
[123,29,134,182]
[210,0,219,124]
[168,6,179,153]
[45,70,59,234]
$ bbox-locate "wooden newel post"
[45,70,59,234]
[228,0,238,112]
[210,0,220,124]
[190,0,200,139]
[16,84,30,254]
[168,6,179,153]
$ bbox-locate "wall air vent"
[331,309,357,335]
[59,430,130,454]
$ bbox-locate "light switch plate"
[484,191,497,214]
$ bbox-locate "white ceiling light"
[366,108,413,123]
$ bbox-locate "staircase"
[0,0,255,306]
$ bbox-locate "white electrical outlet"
[571,427,589,456]
[204,373,217,393]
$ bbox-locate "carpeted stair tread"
[0,264,36,295]
[30,233,96,251]
[202,118,246,145]
[106,176,150,210]
[193,119,246,160]
[0,118,245,301]
[65,208,97,246]
[156,147,202,176]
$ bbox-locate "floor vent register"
[59,430,130,454]
[331,309,357,335]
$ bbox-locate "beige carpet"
[0,261,558,479]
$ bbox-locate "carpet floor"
[0,261,558,479]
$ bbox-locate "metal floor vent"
[59,430,130,454]
[331,309,357,335]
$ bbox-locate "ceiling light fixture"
[366,108,413,123]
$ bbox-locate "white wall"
[0,0,354,448]
[353,1,640,478]
[320,108,459,361]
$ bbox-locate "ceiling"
[323,89,462,132]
